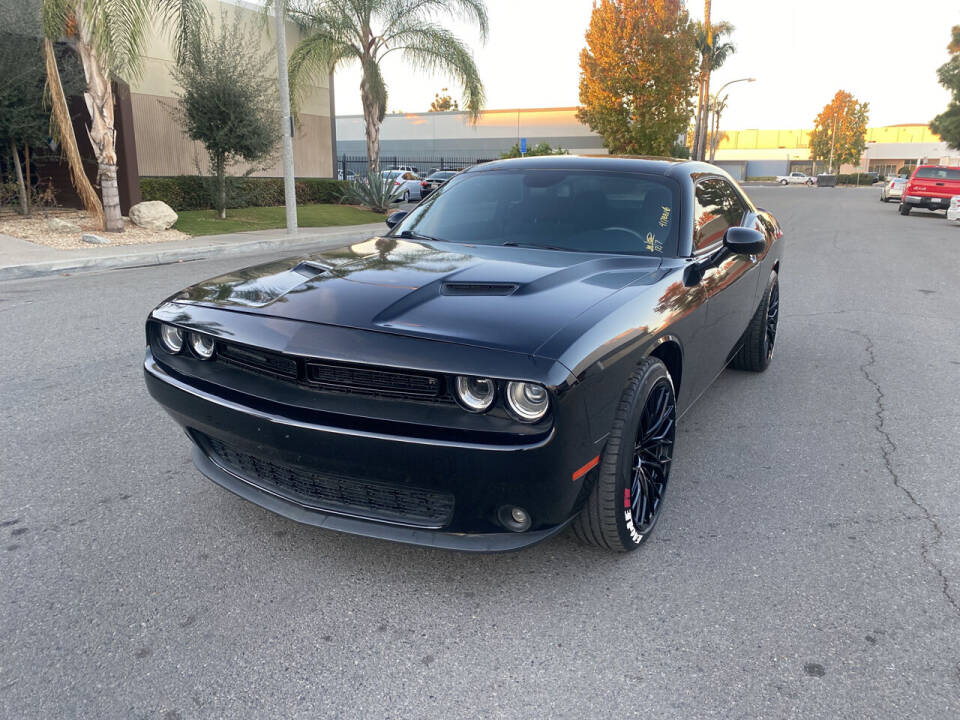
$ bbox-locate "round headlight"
[454,376,495,412]
[506,381,549,422]
[159,324,183,353]
[189,332,216,359]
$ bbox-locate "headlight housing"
[505,381,549,422]
[454,376,495,412]
[189,332,216,359]
[159,324,184,353]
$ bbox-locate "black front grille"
[210,341,449,401]
[218,343,298,379]
[199,434,455,528]
[306,361,442,398]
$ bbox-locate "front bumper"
[144,350,597,551]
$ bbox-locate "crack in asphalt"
[786,309,960,325]
[844,328,960,619]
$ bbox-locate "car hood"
[171,237,662,354]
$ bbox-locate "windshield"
[915,167,960,180]
[394,169,679,256]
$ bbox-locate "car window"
[915,167,960,180]
[694,178,747,252]
[395,169,680,256]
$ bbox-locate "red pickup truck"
[899,165,960,215]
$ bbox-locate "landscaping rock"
[81,233,111,245]
[47,217,81,233]
[129,201,178,231]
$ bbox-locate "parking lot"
[2,186,959,718]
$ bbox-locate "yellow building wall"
[717,125,941,151]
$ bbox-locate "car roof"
[460,154,725,184]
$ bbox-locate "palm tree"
[42,0,209,232]
[708,92,728,162]
[692,19,735,161]
[284,0,487,172]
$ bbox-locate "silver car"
[381,170,423,202]
[880,177,907,202]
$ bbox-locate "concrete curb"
[0,224,384,282]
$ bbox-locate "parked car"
[880,176,907,202]
[899,165,960,215]
[143,156,783,553]
[337,169,356,181]
[948,196,960,224]
[420,170,458,197]
[381,170,422,202]
[776,171,816,185]
[390,165,420,174]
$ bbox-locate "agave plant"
[342,171,403,214]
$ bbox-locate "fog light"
[189,332,216,359]
[159,324,183,353]
[498,505,532,533]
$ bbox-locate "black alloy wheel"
[765,278,779,361]
[731,270,779,372]
[628,380,676,535]
[572,357,676,552]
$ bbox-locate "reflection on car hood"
[172,237,663,354]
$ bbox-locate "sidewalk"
[0,222,386,281]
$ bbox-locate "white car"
[948,196,960,224]
[381,170,423,202]
[880,177,907,202]
[776,171,816,186]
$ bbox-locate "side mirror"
[723,226,766,256]
[385,211,407,229]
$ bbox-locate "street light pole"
[274,0,298,233]
[706,77,755,163]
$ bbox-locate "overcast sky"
[330,0,960,129]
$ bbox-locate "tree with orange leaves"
[809,90,870,173]
[577,0,697,157]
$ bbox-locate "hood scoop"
[440,282,519,296]
[292,260,332,278]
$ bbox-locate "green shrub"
[0,181,19,208]
[835,173,878,186]
[140,176,349,211]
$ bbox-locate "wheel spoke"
[629,379,677,531]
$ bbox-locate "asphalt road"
[2,187,959,719]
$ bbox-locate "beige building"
[129,0,334,179]
[337,107,959,180]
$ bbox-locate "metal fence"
[337,154,496,179]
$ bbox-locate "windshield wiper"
[501,241,570,251]
[398,230,441,242]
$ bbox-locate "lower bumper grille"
[197,434,455,528]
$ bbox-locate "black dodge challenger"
[144,156,783,552]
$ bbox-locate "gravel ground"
[0,209,187,249]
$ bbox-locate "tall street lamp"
[274,0,298,233]
[706,77,755,163]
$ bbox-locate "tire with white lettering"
[571,357,676,552]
